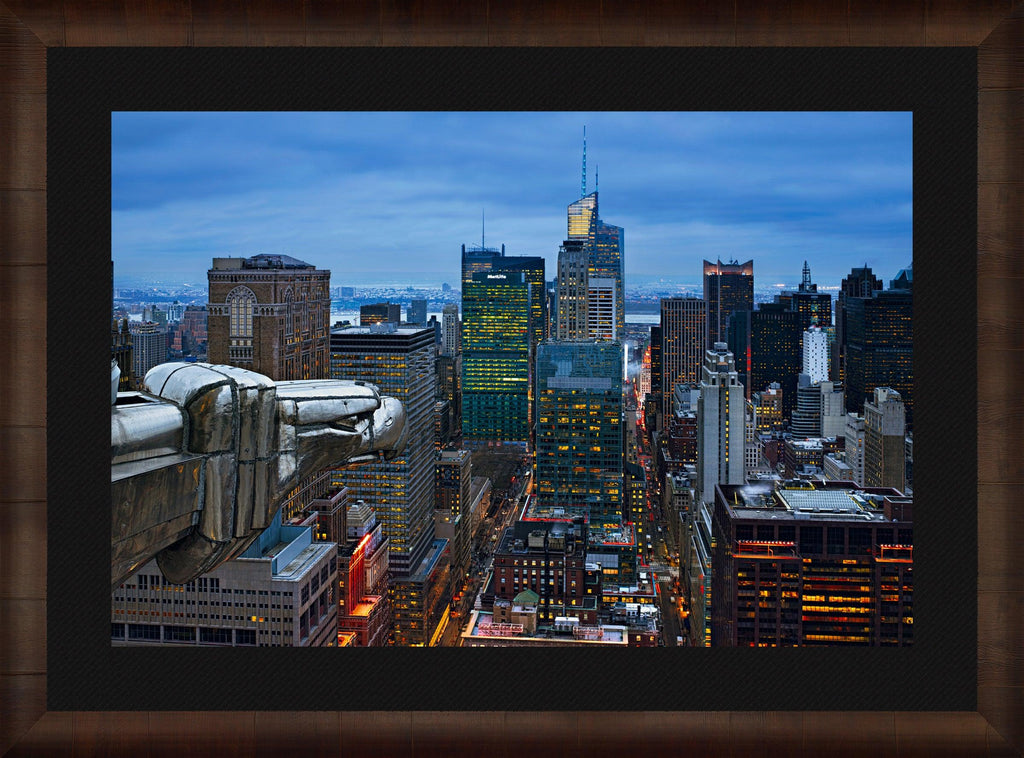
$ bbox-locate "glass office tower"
[492,255,547,355]
[567,192,598,241]
[591,220,625,338]
[535,340,623,522]
[567,191,625,340]
[461,270,531,444]
[461,243,504,287]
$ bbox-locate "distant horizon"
[112,266,907,294]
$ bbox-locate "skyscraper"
[567,159,625,339]
[819,381,847,438]
[359,302,401,326]
[703,259,753,349]
[843,279,913,426]
[207,254,331,381]
[591,220,625,339]
[660,297,707,421]
[435,449,473,600]
[131,322,165,390]
[535,340,623,521]
[441,303,460,357]
[790,375,822,439]
[336,499,391,647]
[710,481,913,647]
[648,325,662,432]
[461,243,504,287]
[863,387,906,491]
[844,413,867,486]
[461,270,531,444]
[407,299,427,326]
[803,326,829,383]
[586,277,617,340]
[781,261,832,330]
[111,317,133,392]
[729,303,803,421]
[696,343,746,505]
[556,239,589,340]
[435,351,461,443]
[567,192,597,242]
[329,324,437,579]
[834,266,883,382]
[492,255,547,351]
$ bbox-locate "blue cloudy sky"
[112,111,912,288]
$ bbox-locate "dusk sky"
[112,111,912,289]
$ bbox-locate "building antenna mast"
[482,208,485,250]
[581,125,587,198]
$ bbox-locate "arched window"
[227,286,256,338]
[226,286,256,361]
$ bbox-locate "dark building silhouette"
[649,324,662,433]
[111,261,133,390]
[359,302,401,326]
[776,261,832,330]
[834,266,884,383]
[111,317,133,391]
[843,273,912,427]
[704,259,753,349]
[435,352,461,443]
[407,299,428,326]
[728,303,802,421]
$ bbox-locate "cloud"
[112,111,912,286]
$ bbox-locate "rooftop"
[719,482,904,523]
[463,611,629,645]
[275,542,335,581]
[522,500,589,522]
[331,324,433,337]
[243,253,314,269]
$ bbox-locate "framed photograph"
[1,2,1020,755]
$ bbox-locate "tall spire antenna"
[581,125,587,198]
[802,260,811,287]
[482,208,485,250]
[595,164,599,193]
